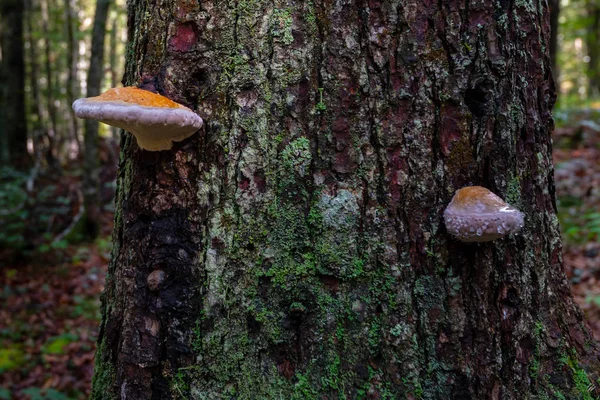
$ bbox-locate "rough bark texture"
[94,1,600,399]
[0,0,28,167]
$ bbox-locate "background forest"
[0,0,600,398]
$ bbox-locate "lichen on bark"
[92,1,600,399]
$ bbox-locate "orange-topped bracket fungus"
[72,87,203,151]
[443,186,525,242]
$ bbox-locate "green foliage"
[292,373,318,399]
[42,333,78,355]
[0,167,29,249]
[19,388,72,400]
[37,240,68,254]
[0,388,10,400]
[0,347,26,373]
[0,167,83,255]
[315,87,327,111]
[555,0,596,107]
[71,295,101,320]
[557,195,600,243]
[95,237,113,259]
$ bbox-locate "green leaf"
[20,388,44,400]
[0,388,11,400]
[42,333,78,355]
[43,389,71,400]
[0,348,26,373]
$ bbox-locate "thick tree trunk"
[0,0,28,167]
[81,0,111,239]
[93,1,600,399]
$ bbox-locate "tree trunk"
[64,0,81,155]
[93,1,600,399]
[108,15,120,139]
[0,0,28,167]
[40,0,59,170]
[587,1,600,97]
[549,0,560,91]
[24,0,46,171]
[81,0,111,239]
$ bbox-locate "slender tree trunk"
[93,1,600,399]
[587,0,600,97]
[81,0,111,239]
[64,0,81,155]
[0,0,28,167]
[40,0,59,169]
[24,0,46,170]
[549,0,560,91]
[109,16,119,139]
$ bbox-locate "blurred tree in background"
[0,0,126,173]
[0,0,28,168]
[0,0,126,254]
[558,0,600,105]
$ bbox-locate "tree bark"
[82,0,111,239]
[40,0,59,170]
[93,1,600,399]
[549,0,560,90]
[24,0,46,171]
[64,0,81,154]
[587,0,600,97]
[0,0,28,167]
[109,15,120,139]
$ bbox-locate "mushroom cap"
[443,186,525,242]
[72,87,203,151]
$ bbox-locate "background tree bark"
[586,0,600,97]
[25,0,45,161]
[93,1,600,399]
[0,0,28,167]
[109,16,120,139]
[81,0,111,239]
[40,0,60,170]
[64,0,81,154]
[549,0,560,87]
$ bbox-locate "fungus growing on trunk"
[72,87,203,151]
[443,186,525,242]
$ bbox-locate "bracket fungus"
[72,87,203,151]
[443,186,525,242]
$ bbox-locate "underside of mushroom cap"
[72,87,203,151]
[443,186,525,242]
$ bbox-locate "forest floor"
[0,139,117,400]
[0,118,599,398]
[554,108,600,336]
